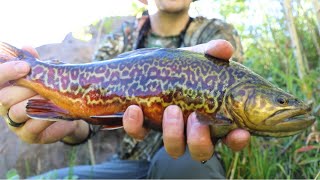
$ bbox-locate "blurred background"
[0,0,319,179]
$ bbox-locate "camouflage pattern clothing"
[93,16,243,161]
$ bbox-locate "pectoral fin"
[195,111,236,138]
[195,111,233,126]
[26,99,75,121]
[27,99,124,131]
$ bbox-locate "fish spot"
[238,90,246,96]
[95,66,106,74]
[71,68,80,80]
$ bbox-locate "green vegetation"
[6,169,20,180]
[214,0,320,178]
[5,0,319,179]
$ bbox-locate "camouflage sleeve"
[185,18,244,63]
[93,21,135,61]
[201,19,244,62]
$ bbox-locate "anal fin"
[90,113,124,130]
[26,99,75,121]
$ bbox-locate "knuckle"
[8,105,23,120]
[197,136,211,146]
[123,120,138,133]
[163,131,184,141]
[0,88,13,108]
[194,153,212,161]
[129,132,145,141]
[124,125,146,140]
[124,127,136,137]
[23,122,40,138]
[163,117,181,127]
[187,136,211,147]
[164,142,185,158]
[38,130,56,144]
[0,62,20,79]
[189,146,214,161]
[16,131,39,144]
[167,149,184,159]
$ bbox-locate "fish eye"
[276,96,288,106]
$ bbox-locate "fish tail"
[0,42,34,63]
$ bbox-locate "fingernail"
[14,62,29,74]
[190,113,198,124]
[165,106,181,120]
[128,107,138,121]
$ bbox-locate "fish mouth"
[265,107,315,126]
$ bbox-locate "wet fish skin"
[0,42,315,138]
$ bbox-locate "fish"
[0,42,315,138]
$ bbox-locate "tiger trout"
[0,42,315,137]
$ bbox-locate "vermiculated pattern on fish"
[0,42,315,137]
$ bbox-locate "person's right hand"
[0,47,89,144]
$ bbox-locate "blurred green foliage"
[9,0,319,179]
[214,0,320,178]
[6,169,20,180]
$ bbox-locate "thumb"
[22,46,40,59]
[0,61,30,85]
[180,39,234,61]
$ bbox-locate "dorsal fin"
[116,48,159,59]
[42,58,66,65]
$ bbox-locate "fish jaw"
[262,105,316,133]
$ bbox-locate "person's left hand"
[122,39,251,161]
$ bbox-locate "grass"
[6,11,320,178]
[216,55,320,178]
[6,147,80,179]
[217,132,320,179]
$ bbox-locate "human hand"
[0,46,89,144]
[122,39,251,161]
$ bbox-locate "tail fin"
[0,42,33,63]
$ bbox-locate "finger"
[205,39,234,60]
[187,112,214,161]
[0,86,36,111]
[21,46,40,58]
[180,39,234,60]
[7,96,37,124]
[37,121,78,144]
[9,105,78,144]
[180,43,206,53]
[162,105,185,159]
[14,119,77,144]
[123,105,148,140]
[0,61,30,85]
[222,129,250,151]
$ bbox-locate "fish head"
[226,82,315,137]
